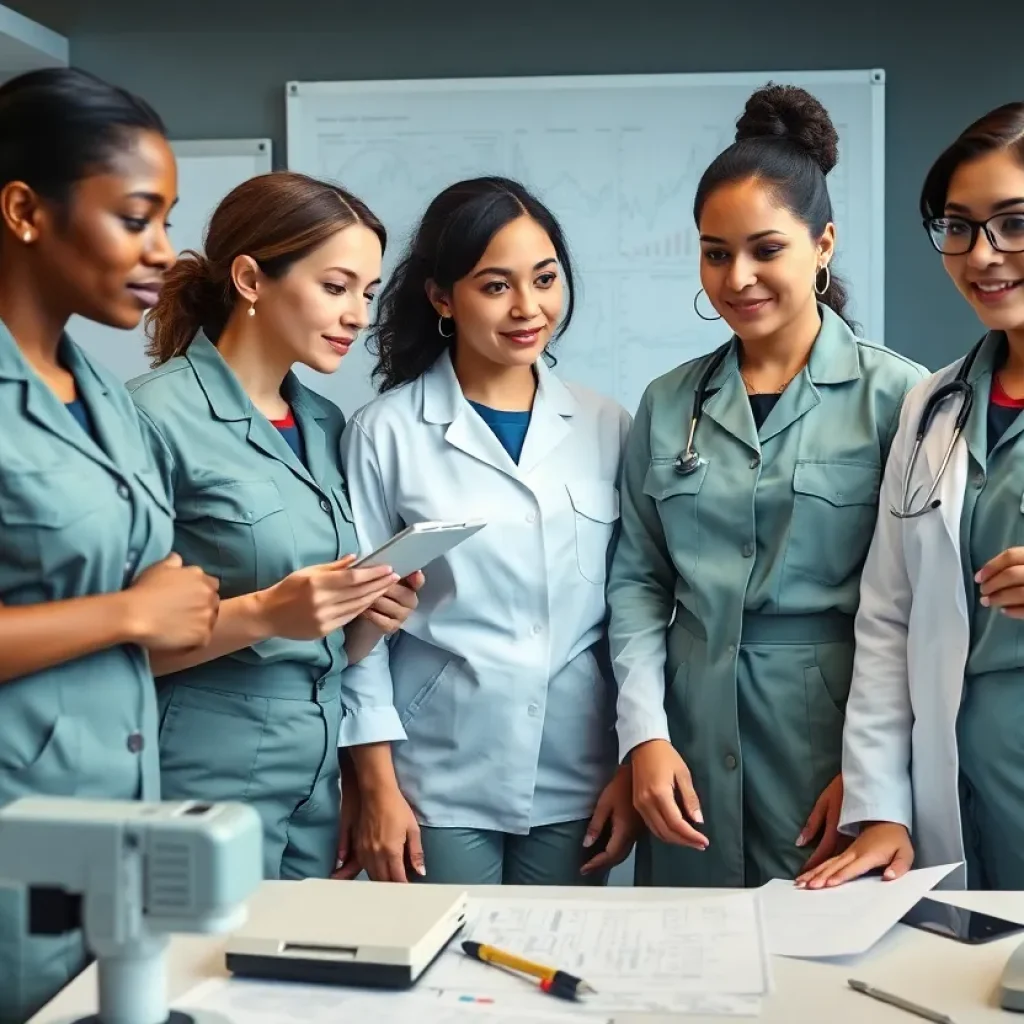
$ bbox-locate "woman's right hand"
[355,782,426,883]
[128,553,220,651]
[257,555,399,640]
[630,739,709,850]
[795,822,915,889]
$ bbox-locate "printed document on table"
[759,862,960,958]
[177,977,606,1024]
[422,892,771,998]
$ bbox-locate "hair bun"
[735,83,839,175]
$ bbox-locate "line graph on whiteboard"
[288,75,882,417]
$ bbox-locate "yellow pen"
[461,940,596,1001]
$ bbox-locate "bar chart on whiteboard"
[286,72,882,418]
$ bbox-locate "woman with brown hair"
[128,171,422,880]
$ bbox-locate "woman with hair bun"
[0,67,220,1022]
[128,171,422,882]
[608,84,926,888]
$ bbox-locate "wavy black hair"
[368,176,576,392]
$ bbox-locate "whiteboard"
[286,70,885,418]
[69,138,273,382]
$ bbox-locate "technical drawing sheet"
[421,892,771,1013]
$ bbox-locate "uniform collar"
[706,304,862,392]
[0,319,109,395]
[966,330,1007,385]
[185,332,326,423]
[186,333,255,421]
[421,348,577,424]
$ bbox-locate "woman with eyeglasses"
[798,102,1024,892]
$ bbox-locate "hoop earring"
[693,288,722,322]
[247,301,256,317]
[437,315,455,338]
[814,264,831,296]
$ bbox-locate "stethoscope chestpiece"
[674,451,701,476]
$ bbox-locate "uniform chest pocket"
[786,460,881,587]
[0,467,116,587]
[175,480,290,594]
[566,480,621,584]
[642,458,708,576]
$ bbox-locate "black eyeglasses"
[924,212,1024,255]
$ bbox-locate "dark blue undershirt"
[987,375,1024,455]
[65,397,96,438]
[271,409,307,465]
[748,393,780,430]
[469,400,531,464]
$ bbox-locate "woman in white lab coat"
[339,176,640,885]
[798,102,1024,892]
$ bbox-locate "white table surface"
[30,882,1024,1023]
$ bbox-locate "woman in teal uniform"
[607,84,926,889]
[800,103,1024,892]
[0,68,219,1023]
[130,172,420,882]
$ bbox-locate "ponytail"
[144,250,231,366]
[144,171,386,368]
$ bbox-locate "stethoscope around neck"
[890,334,985,519]
[674,343,732,475]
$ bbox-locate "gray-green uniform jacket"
[0,321,173,1023]
[608,306,925,887]
[127,335,395,880]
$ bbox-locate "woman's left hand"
[797,773,850,872]
[581,763,643,876]
[977,547,1024,618]
[361,571,425,633]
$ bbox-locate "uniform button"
[528,703,540,717]
[727,644,737,655]
[320,498,331,513]
[526,511,537,523]
[117,483,131,501]
[742,543,754,558]
[749,455,760,469]
[724,753,737,770]
[973,472,985,488]
[531,624,543,636]
[127,733,145,753]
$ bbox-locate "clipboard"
[353,520,486,579]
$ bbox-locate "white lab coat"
[839,356,972,889]
[338,351,632,833]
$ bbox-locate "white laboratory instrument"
[0,796,263,1024]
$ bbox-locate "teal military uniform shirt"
[0,320,174,1023]
[608,305,926,888]
[949,331,1024,890]
[127,335,371,880]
